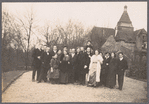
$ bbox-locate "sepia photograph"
[2,2,147,103]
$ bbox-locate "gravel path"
[2,71,147,102]
[2,70,25,92]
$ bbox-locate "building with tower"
[90,5,147,67]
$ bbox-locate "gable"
[90,27,115,49]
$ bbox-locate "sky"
[2,2,147,48]
[2,2,147,30]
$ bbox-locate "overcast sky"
[3,2,147,31]
[2,2,147,48]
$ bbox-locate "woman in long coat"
[106,52,117,88]
[87,50,103,87]
[100,52,111,86]
[59,50,70,84]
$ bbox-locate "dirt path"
[2,71,147,102]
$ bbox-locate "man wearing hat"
[85,40,93,50]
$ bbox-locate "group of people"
[32,41,128,90]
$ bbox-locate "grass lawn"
[2,70,26,92]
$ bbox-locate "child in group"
[47,54,60,84]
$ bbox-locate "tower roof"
[118,5,132,23]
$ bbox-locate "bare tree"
[2,9,18,72]
[39,19,91,49]
[16,6,37,70]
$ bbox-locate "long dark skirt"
[100,68,107,86]
[59,71,68,84]
[47,69,60,79]
[47,69,60,84]
[106,71,116,88]
[50,78,59,84]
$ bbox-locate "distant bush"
[126,61,147,80]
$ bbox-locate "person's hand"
[68,62,70,64]
[106,63,109,65]
[89,55,91,58]
[51,67,53,72]
[38,56,40,59]
[60,61,62,63]
[84,65,87,69]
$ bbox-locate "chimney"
[124,5,127,11]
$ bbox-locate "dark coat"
[106,58,117,87]
[77,51,90,74]
[50,58,59,69]
[117,58,128,75]
[41,51,52,69]
[101,57,111,75]
[48,58,60,79]
[59,54,70,73]
[40,49,44,55]
[50,50,58,56]
[57,53,62,61]
[85,52,92,73]
[32,48,42,68]
[75,53,81,73]
[69,54,77,73]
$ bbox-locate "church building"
[90,5,147,67]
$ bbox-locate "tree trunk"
[16,49,18,69]
[25,51,28,70]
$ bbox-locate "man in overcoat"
[32,47,42,81]
[38,46,52,83]
[68,48,77,83]
[117,52,128,90]
[78,47,90,85]
[74,47,80,83]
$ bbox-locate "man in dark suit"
[38,46,52,83]
[78,47,90,85]
[68,48,77,83]
[117,52,128,90]
[32,47,42,81]
[85,47,92,85]
[74,47,80,83]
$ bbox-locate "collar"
[120,57,123,61]
[105,56,109,59]
[87,52,90,54]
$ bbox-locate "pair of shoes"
[109,87,114,89]
[116,87,122,90]
[119,88,122,90]
[37,81,41,83]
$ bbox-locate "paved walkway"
[2,71,147,102]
